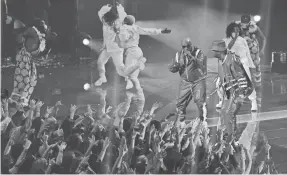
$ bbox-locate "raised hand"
[29,99,36,109]
[36,100,44,109]
[70,104,78,114]
[161,28,171,34]
[106,106,113,114]
[103,137,111,149]
[119,137,128,156]
[23,139,32,150]
[57,128,64,137]
[89,135,99,146]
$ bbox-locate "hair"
[103,7,119,26]
[225,22,241,38]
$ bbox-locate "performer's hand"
[107,4,112,7]
[161,28,171,34]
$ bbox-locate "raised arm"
[116,3,127,22]
[98,4,112,22]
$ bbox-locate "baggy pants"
[97,48,125,78]
[176,79,206,118]
[220,94,243,142]
[123,46,144,91]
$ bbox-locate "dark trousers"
[176,79,206,118]
[220,94,243,142]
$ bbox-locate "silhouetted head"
[124,15,136,25]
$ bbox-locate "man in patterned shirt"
[236,14,266,110]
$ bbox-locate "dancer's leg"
[95,49,112,86]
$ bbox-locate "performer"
[9,19,52,106]
[116,15,171,92]
[211,40,254,141]
[217,22,258,112]
[236,14,266,109]
[95,3,133,89]
[169,38,207,121]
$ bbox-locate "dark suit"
[169,47,207,118]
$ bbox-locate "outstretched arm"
[98,5,112,22]
[256,26,266,53]
[135,25,162,35]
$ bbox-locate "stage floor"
[2,58,287,172]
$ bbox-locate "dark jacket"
[169,47,205,83]
[218,52,253,98]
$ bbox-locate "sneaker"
[126,79,133,90]
[251,99,258,112]
[94,76,107,86]
[216,100,223,108]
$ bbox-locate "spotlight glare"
[83,83,90,90]
[83,38,90,45]
[254,15,261,22]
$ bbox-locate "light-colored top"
[223,37,255,69]
[98,4,127,52]
[117,24,162,48]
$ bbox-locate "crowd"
[1,88,279,174]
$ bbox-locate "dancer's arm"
[98,5,112,22]
[256,26,266,54]
[116,3,127,22]
[135,25,162,35]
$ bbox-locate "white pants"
[123,46,144,90]
[97,49,125,78]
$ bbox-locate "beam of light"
[254,15,261,22]
[136,2,242,56]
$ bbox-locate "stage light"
[254,15,261,22]
[83,38,90,45]
[83,83,91,90]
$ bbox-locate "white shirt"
[118,24,162,48]
[223,37,255,69]
[98,4,127,52]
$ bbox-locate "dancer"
[236,14,266,109]
[169,38,207,121]
[211,40,254,141]
[95,3,133,89]
[217,22,258,112]
[116,15,171,91]
[9,19,50,106]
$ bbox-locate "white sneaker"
[216,100,223,108]
[94,77,107,86]
[126,79,133,90]
[251,100,258,112]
